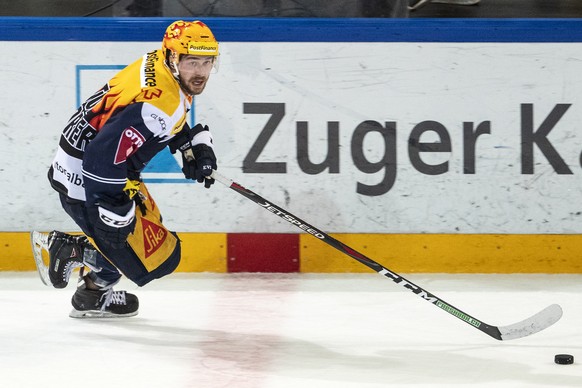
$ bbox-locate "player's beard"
[180,74,208,96]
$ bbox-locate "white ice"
[0,272,580,388]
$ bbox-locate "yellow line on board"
[175,233,228,273]
[2,232,581,273]
[300,234,582,273]
[0,233,36,271]
[0,232,227,273]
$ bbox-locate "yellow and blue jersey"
[49,49,192,204]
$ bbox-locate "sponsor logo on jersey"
[150,113,167,131]
[114,127,146,165]
[54,161,84,187]
[172,113,187,135]
[143,51,159,87]
[142,218,167,258]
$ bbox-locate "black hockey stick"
[210,170,562,341]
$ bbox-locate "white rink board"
[3,41,582,233]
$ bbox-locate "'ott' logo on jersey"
[114,127,146,165]
[142,218,167,258]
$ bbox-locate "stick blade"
[498,304,563,340]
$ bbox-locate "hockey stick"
[210,170,562,341]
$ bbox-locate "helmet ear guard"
[165,49,180,78]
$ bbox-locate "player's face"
[177,55,215,95]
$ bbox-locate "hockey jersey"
[49,49,192,206]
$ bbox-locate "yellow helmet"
[162,20,219,59]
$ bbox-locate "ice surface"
[0,272,580,388]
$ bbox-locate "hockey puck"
[554,354,574,365]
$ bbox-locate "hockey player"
[32,20,219,318]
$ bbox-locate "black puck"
[555,354,574,365]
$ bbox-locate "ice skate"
[48,231,89,288]
[32,231,98,288]
[32,230,90,288]
[70,274,139,319]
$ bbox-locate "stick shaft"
[212,171,503,340]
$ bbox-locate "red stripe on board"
[227,233,299,273]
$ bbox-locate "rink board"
[4,232,581,273]
[1,18,582,273]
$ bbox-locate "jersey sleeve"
[82,102,154,208]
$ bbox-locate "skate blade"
[30,231,51,286]
[69,309,139,319]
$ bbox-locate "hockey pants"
[58,184,181,287]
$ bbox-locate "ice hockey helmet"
[162,20,219,60]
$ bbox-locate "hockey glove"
[88,201,136,250]
[169,123,217,188]
[184,143,217,188]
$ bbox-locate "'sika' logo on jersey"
[142,218,167,258]
[114,127,145,165]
